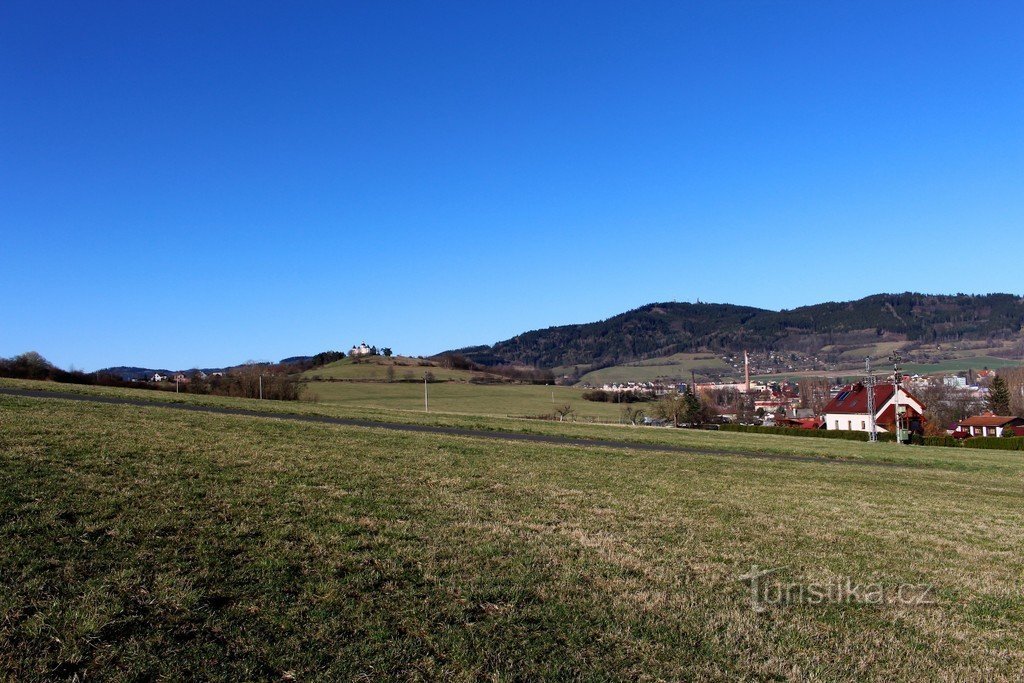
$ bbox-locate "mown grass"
[303,380,627,421]
[301,355,481,382]
[1,395,1022,680]
[4,377,1022,471]
[577,353,730,385]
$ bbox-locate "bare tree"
[917,381,985,435]
[621,405,645,426]
[654,392,688,427]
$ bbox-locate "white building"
[822,383,926,433]
[350,342,373,357]
[957,413,1024,437]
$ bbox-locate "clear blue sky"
[2,1,1022,370]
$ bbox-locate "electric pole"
[864,357,877,443]
[889,351,903,444]
[424,373,429,412]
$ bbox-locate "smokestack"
[744,351,750,393]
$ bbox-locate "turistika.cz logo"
[738,565,937,612]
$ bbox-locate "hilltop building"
[350,342,373,357]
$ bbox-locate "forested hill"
[451,293,1024,369]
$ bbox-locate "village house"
[957,413,1024,438]
[822,383,926,434]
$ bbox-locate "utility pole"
[424,374,429,412]
[259,374,263,400]
[865,357,877,443]
[889,351,903,444]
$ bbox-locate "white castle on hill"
[350,342,373,357]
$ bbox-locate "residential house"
[822,383,926,434]
[957,413,1024,438]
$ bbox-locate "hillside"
[453,293,1024,373]
[301,355,481,382]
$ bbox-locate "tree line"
[0,352,300,401]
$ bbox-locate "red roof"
[823,384,895,414]
[823,383,926,417]
[777,417,822,429]
[959,413,1024,428]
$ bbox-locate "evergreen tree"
[684,390,703,425]
[987,375,1011,415]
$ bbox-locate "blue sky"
[2,1,1022,370]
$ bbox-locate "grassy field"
[2,393,1023,680]
[901,355,1022,376]
[0,377,1014,469]
[303,380,628,421]
[836,341,906,360]
[301,355,481,382]
[577,353,731,385]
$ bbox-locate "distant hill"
[451,293,1024,372]
[97,366,176,381]
[97,366,227,381]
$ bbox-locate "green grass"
[301,355,481,382]
[303,380,628,421]
[901,355,1022,376]
[3,377,1019,470]
[2,395,1023,679]
[837,341,907,360]
[577,353,730,385]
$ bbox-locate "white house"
[350,342,373,357]
[822,383,926,433]
[957,413,1024,437]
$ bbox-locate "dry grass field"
[2,386,1023,680]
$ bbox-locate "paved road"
[0,387,897,468]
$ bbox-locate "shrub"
[719,424,897,442]
[922,435,961,448]
[962,437,1024,451]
